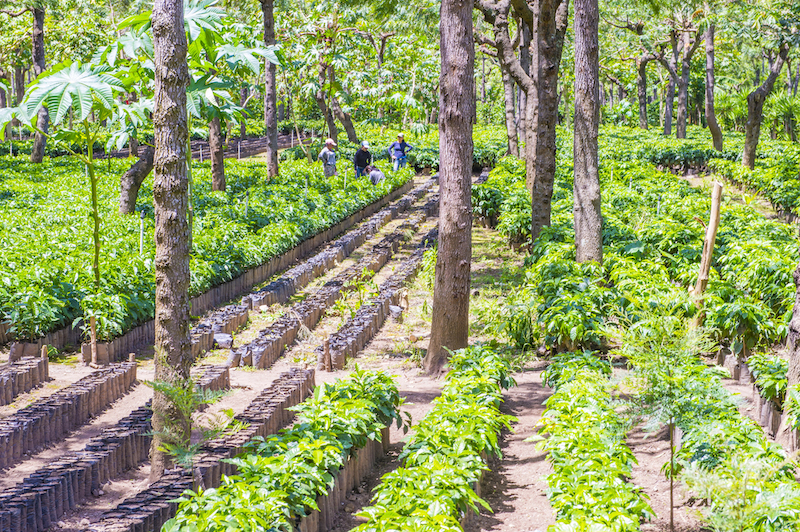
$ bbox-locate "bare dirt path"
[464,365,555,532]
[626,424,704,532]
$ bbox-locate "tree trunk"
[676,33,691,139]
[119,146,155,215]
[573,0,602,264]
[329,67,358,143]
[664,76,675,136]
[501,67,518,156]
[13,65,25,107]
[425,0,474,376]
[784,261,800,450]
[260,0,279,178]
[150,0,192,482]
[30,7,49,163]
[742,44,789,169]
[705,24,723,151]
[239,86,247,139]
[517,20,531,140]
[315,58,338,144]
[209,115,225,191]
[0,71,7,141]
[636,57,649,129]
[0,71,7,108]
[528,0,569,242]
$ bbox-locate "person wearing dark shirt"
[353,141,372,179]
[367,165,385,185]
[387,134,414,172]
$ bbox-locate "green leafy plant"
[355,345,516,532]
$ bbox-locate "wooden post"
[90,316,98,366]
[692,181,723,326]
[323,338,332,372]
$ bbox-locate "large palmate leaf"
[24,62,124,125]
[121,0,224,42]
[0,106,25,132]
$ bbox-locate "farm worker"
[318,138,337,177]
[367,165,385,186]
[387,134,414,172]
[353,141,373,179]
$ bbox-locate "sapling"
[144,377,245,489]
[606,314,716,532]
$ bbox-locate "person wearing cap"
[318,138,337,177]
[353,141,373,179]
[387,134,414,172]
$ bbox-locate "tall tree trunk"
[13,65,25,106]
[119,146,155,214]
[501,66,519,156]
[30,7,49,163]
[209,115,225,191]
[329,67,358,143]
[0,71,7,108]
[150,0,192,482]
[676,33,690,139]
[481,54,487,102]
[636,56,649,129]
[705,23,723,151]
[528,0,569,242]
[315,58,338,144]
[425,0,474,376]
[260,0,278,178]
[0,71,7,142]
[239,86,248,139]
[573,0,602,264]
[664,76,675,136]
[517,21,531,140]
[742,44,789,169]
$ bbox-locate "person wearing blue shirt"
[387,134,414,172]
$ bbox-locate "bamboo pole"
[691,181,723,326]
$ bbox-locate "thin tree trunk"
[329,67,358,143]
[0,72,7,108]
[30,7,49,163]
[150,0,192,482]
[481,54,487,102]
[529,0,569,242]
[676,33,691,139]
[517,21,531,140]
[119,146,155,215]
[13,65,25,106]
[742,44,789,169]
[315,57,338,144]
[501,67,519,156]
[425,0,474,376]
[664,76,675,136]
[637,57,649,129]
[239,86,247,139]
[0,71,7,142]
[209,115,225,191]
[573,0,602,264]
[785,262,800,451]
[705,23,723,151]
[260,0,278,178]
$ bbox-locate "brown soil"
[627,425,704,532]
[464,365,556,532]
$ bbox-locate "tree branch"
[0,7,30,17]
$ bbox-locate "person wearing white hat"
[353,140,373,179]
[318,138,337,177]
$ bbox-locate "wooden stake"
[691,181,723,326]
[90,315,98,366]
[323,338,332,372]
